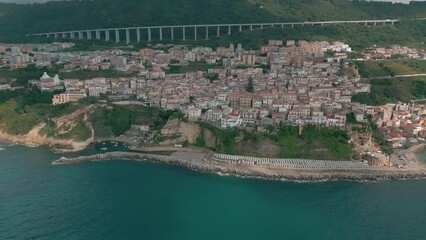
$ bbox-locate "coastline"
[0,125,93,153]
[52,148,426,182]
[2,126,425,182]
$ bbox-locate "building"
[241,51,256,66]
[52,93,87,105]
[221,112,242,128]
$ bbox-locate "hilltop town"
[0,40,425,167]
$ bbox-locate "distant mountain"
[0,0,425,41]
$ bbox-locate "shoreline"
[2,129,425,182]
[52,149,426,182]
[0,127,92,153]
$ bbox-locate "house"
[221,112,242,128]
[188,108,202,121]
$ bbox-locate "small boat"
[100,147,107,151]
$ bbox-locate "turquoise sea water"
[1,143,426,240]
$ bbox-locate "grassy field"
[355,59,426,78]
[0,101,43,135]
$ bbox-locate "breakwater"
[213,154,383,170]
[53,151,426,182]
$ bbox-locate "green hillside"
[0,0,425,42]
[352,77,426,105]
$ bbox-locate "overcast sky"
[0,0,424,3]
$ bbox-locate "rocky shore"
[0,127,92,153]
[53,151,426,182]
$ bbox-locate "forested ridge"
[0,0,425,41]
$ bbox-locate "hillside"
[159,119,353,160]
[0,0,426,42]
[352,77,426,105]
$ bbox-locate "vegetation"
[355,59,426,78]
[90,104,175,138]
[60,69,136,80]
[246,76,254,93]
[0,0,424,50]
[0,65,49,86]
[367,115,393,155]
[346,112,358,124]
[0,100,43,135]
[57,122,92,141]
[274,125,352,160]
[1,0,426,41]
[352,77,426,105]
[0,64,133,87]
[90,105,135,137]
[198,122,353,160]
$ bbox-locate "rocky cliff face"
[159,119,217,147]
[160,119,201,145]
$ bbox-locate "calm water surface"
[0,143,426,240]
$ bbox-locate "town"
[0,40,425,164]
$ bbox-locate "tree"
[246,76,254,93]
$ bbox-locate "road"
[366,73,426,80]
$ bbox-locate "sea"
[0,142,426,240]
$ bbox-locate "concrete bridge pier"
[159,27,163,41]
[126,29,130,44]
[194,26,197,40]
[105,30,110,41]
[115,29,120,43]
[62,33,66,38]
[228,25,231,35]
[239,25,242,32]
[250,25,253,31]
[137,29,141,42]
[217,26,220,37]
[87,31,92,40]
[78,32,83,39]
[148,28,152,42]
[96,30,101,40]
[291,24,294,27]
[260,24,264,29]
[374,22,377,26]
[183,26,186,40]
[205,26,209,40]
[70,32,75,39]
[171,27,174,40]
[54,33,59,38]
